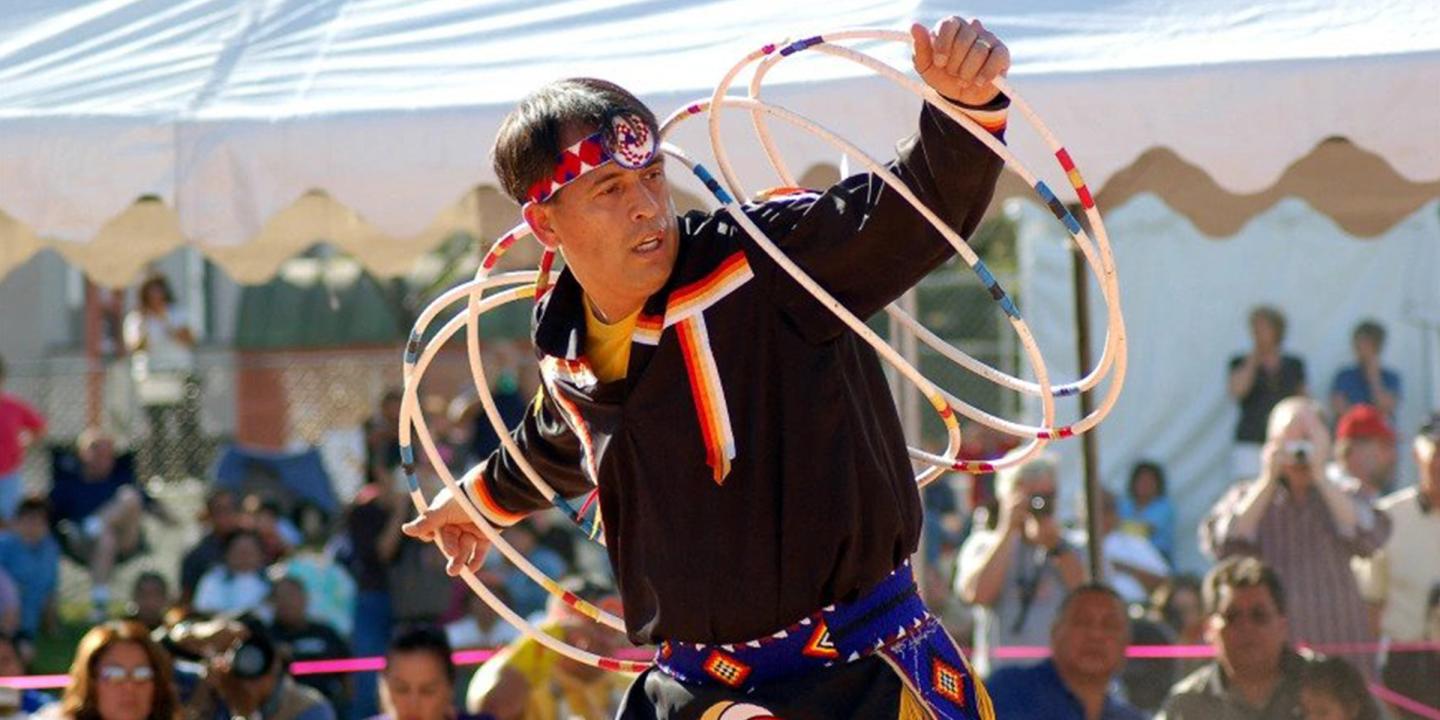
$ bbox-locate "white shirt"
[193,568,270,616]
[1368,487,1440,640]
[124,307,194,373]
[1086,529,1171,605]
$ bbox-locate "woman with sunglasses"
[40,620,180,720]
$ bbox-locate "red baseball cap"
[1337,404,1396,441]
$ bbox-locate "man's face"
[1051,591,1128,685]
[1344,437,1395,488]
[527,125,679,315]
[1251,317,1279,350]
[133,580,169,625]
[1353,335,1379,363]
[81,438,117,479]
[209,494,241,536]
[1209,584,1288,680]
[14,512,47,545]
[225,536,264,574]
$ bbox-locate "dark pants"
[350,590,393,720]
[1381,649,1440,719]
[617,656,904,720]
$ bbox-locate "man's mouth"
[632,232,663,254]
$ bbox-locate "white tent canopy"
[1,0,1437,285]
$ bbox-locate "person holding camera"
[1202,396,1390,656]
[167,616,335,720]
[957,454,1084,677]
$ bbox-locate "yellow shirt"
[467,622,628,720]
[582,298,640,383]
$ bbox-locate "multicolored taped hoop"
[397,27,1127,672]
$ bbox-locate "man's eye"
[645,169,664,181]
[597,185,619,197]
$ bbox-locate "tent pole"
[1071,241,1103,582]
[84,279,103,429]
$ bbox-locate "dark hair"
[63,620,181,720]
[222,528,263,556]
[1301,657,1380,720]
[387,625,455,685]
[201,488,236,520]
[133,571,169,596]
[492,77,659,205]
[1055,582,1127,625]
[15,495,50,523]
[1352,320,1386,349]
[1151,574,1203,631]
[138,275,175,308]
[1248,305,1287,343]
[1204,556,1286,616]
[1128,460,1167,499]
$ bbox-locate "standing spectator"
[0,497,60,640]
[1116,460,1176,560]
[364,390,403,487]
[377,626,482,720]
[123,275,202,481]
[1365,414,1440,718]
[342,482,404,720]
[1299,657,1381,720]
[43,620,181,720]
[128,572,172,632]
[956,454,1084,677]
[268,577,350,713]
[1227,306,1306,481]
[1330,404,1397,501]
[273,503,355,636]
[1202,396,1389,652]
[50,427,174,620]
[986,583,1148,720]
[1158,557,1322,720]
[1329,320,1401,420]
[1081,489,1169,606]
[0,355,45,522]
[192,530,270,616]
[180,489,243,605]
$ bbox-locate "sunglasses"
[98,665,155,684]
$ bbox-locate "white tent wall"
[1019,195,1440,574]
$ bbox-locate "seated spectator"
[0,632,52,713]
[956,454,1084,676]
[271,502,354,636]
[1203,396,1389,652]
[128,572,172,631]
[1330,404,1397,501]
[1299,657,1380,720]
[178,617,335,720]
[1150,575,1206,674]
[467,579,630,720]
[987,583,1147,720]
[1158,556,1324,719]
[51,427,175,619]
[267,577,349,712]
[0,497,60,640]
[1329,320,1400,420]
[445,587,520,651]
[1228,306,1306,482]
[244,494,299,564]
[377,625,482,720]
[193,530,270,616]
[180,489,243,606]
[1079,489,1169,606]
[0,355,45,523]
[1365,414,1440,718]
[39,620,181,720]
[1116,460,1176,560]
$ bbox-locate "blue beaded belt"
[654,561,995,718]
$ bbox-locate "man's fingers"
[956,24,992,85]
[946,23,979,78]
[910,22,934,73]
[976,42,1011,87]
[931,16,962,67]
[401,512,435,540]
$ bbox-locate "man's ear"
[523,203,560,250]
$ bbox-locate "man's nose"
[631,184,661,220]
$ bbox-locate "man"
[957,454,1085,676]
[1159,557,1321,720]
[1227,307,1306,482]
[268,576,350,711]
[180,488,244,605]
[1202,396,1389,652]
[1330,320,1400,420]
[129,571,171,630]
[50,427,172,619]
[405,16,1011,718]
[178,617,336,720]
[1330,403,1397,500]
[0,497,59,641]
[986,584,1147,720]
[1365,415,1440,717]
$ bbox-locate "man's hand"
[401,484,492,576]
[910,17,1010,106]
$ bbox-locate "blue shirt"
[0,531,59,635]
[1330,365,1401,409]
[987,659,1148,720]
[1116,495,1176,560]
